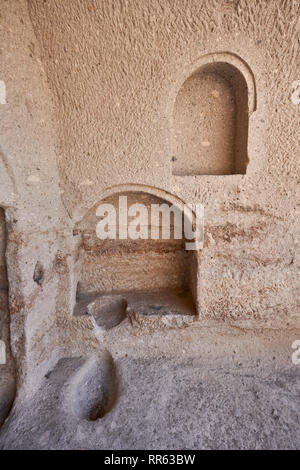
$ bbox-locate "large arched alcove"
[172,54,255,176]
[73,190,199,318]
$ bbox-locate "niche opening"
[74,191,198,318]
[172,61,251,176]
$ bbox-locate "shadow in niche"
[0,208,16,427]
[73,191,198,323]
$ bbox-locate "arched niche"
[172,53,256,176]
[73,190,199,317]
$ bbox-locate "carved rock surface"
[86,295,127,331]
[67,352,118,421]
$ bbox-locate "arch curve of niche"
[72,184,197,226]
[73,184,200,318]
[170,52,257,176]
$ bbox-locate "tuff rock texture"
[0,0,299,450]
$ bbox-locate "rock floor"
[0,326,299,450]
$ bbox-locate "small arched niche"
[73,191,199,317]
[172,56,255,175]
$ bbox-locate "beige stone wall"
[0,0,299,402]
[27,0,299,327]
[0,0,69,388]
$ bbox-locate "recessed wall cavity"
[0,208,10,356]
[0,208,15,425]
[0,209,8,299]
[172,61,251,175]
[33,261,44,287]
[74,191,198,316]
